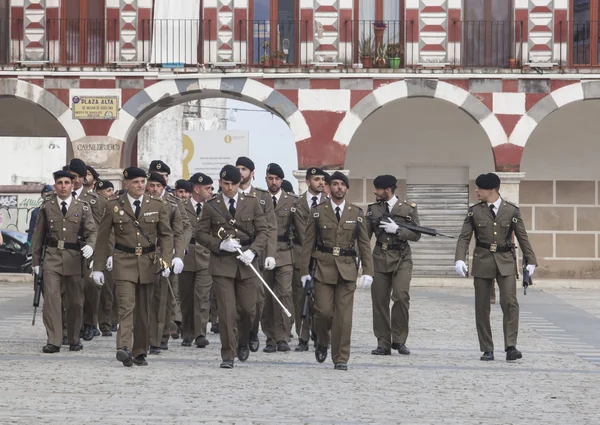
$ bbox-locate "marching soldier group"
[30,156,538,369]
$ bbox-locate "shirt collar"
[127,193,143,206]
[190,197,199,208]
[387,196,398,210]
[306,191,322,205]
[222,192,239,205]
[239,185,252,196]
[331,199,346,213]
[271,189,283,202]
[73,186,83,198]
[58,195,72,208]
[487,197,502,212]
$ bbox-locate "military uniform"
[261,190,300,351]
[31,192,97,349]
[180,197,213,346]
[455,199,537,355]
[94,192,173,361]
[196,191,268,365]
[366,197,420,353]
[301,197,374,366]
[98,229,116,335]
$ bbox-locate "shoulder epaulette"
[206,196,218,203]
[148,195,165,203]
[504,200,519,209]
[470,201,485,208]
[42,193,56,203]
[254,187,268,193]
[243,191,256,198]
[84,190,99,198]
[404,201,417,208]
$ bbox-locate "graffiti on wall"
[0,194,43,233]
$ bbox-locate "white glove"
[171,257,184,274]
[80,244,93,259]
[379,217,399,234]
[220,238,242,253]
[237,249,256,266]
[91,271,105,286]
[88,260,94,269]
[161,267,171,278]
[360,275,373,288]
[106,256,113,271]
[455,260,468,277]
[301,275,311,288]
[526,264,536,277]
[33,265,39,275]
[264,257,276,270]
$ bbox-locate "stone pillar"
[293,169,349,195]
[97,168,125,190]
[497,172,526,206]
[137,105,185,180]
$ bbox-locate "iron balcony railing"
[455,20,524,68]
[0,19,22,64]
[46,19,118,65]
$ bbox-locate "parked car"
[0,230,31,273]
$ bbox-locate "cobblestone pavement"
[0,282,599,424]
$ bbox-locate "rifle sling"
[119,207,154,245]
[207,200,254,240]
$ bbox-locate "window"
[250,0,298,65]
[570,0,600,65]
[59,0,106,64]
[0,0,8,64]
[356,0,403,44]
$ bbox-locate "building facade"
[1,0,600,278]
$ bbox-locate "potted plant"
[386,42,403,69]
[375,43,388,68]
[508,58,519,69]
[260,40,271,66]
[271,50,286,67]
[373,21,387,48]
[358,35,375,68]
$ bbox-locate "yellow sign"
[224,135,232,143]
[71,96,119,120]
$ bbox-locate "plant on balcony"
[373,21,387,30]
[358,35,375,68]
[271,50,286,67]
[375,43,388,68]
[373,21,387,49]
[386,42,403,69]
[260,40,271,67]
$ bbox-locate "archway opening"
[521,99,600,278]
[344,97,495,277]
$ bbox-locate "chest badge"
[114,206,119,213]
[119,210,124,216]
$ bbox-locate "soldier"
[196,165,269,368]
[67,159,108,341]
[175,179,192,201]
[95,180,117,336]
[293,167,326,351]
[180,172,214,349]
[323,172,331,198]
[260,163,300,353]
[86,165,100,189]
[301,172,374,370]
[145,172,186,354]
[31,170,97,353]
[454,173,537,362]
[281,179,301,338]
[92,167,174,367]
[366,175,421,356]
[236,156,277,353]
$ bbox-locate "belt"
[46,239,80,251]
[316,245,356,257]
[114,243,156,256]
[476,241,513,253]
[376,241,406,251]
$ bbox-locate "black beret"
[281,179,294,194]
[475,173,501,190]
[175,179,192,192]
[95,180,114,191]
[41,184,53,195]
[266,163,284,179]
[53,170,74,181]
[149,160,171,175]
[123,167,147,180]
[330,171,349,188]
[86,165,99,180]
[324,172,331,184]
[305,167,325,179]
[62,165,69,171]
[147,172,167,187]
[236,156,255,171]
[220,165,241,184]
[190,172,213,186]
[373,175,398,189]
[68,158,87,177]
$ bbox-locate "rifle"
[379,213,455,239]
[32,244,46,326]
[522,257,532,295]
[301,257,316,320]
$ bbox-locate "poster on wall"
[182,130,249,185]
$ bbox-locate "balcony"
[0,18,597,71]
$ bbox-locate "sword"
[218,227,292,318]
[157,258,181,314]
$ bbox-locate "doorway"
[57,0,107,64]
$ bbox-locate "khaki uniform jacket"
[94,193,174,284]
[163,192,188,259]
[196,192,268,279]
[79,189,107,225]
[366,199,421,273]
[301,200,374,284]
[272,191,301,267]
[182,198,211,272]
[455,200,537,278]
[245,186,277,261]
[31,193,97,276]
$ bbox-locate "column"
[497,171,527,257]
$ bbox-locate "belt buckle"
[490,243,497,253]
[332,247,340,256]
[381,242,389,251]
[57,240,65,250]
[135,246,143,256]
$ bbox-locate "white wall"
[1,137,67,185]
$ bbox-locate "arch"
[333,79,506,148]
[509,81,592,147]
[108,77,311,166]
[0,78,85,142]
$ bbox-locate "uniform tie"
[311,196,318,208]
[489,204,496,219]
[385,202,390,213]
[335,206,341,222]
[61,201,67,217]
[133,200,141,218]
[196,203,202,216]
[228,198,236,217]
[71,191,77,199]
[272,195,277,209]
